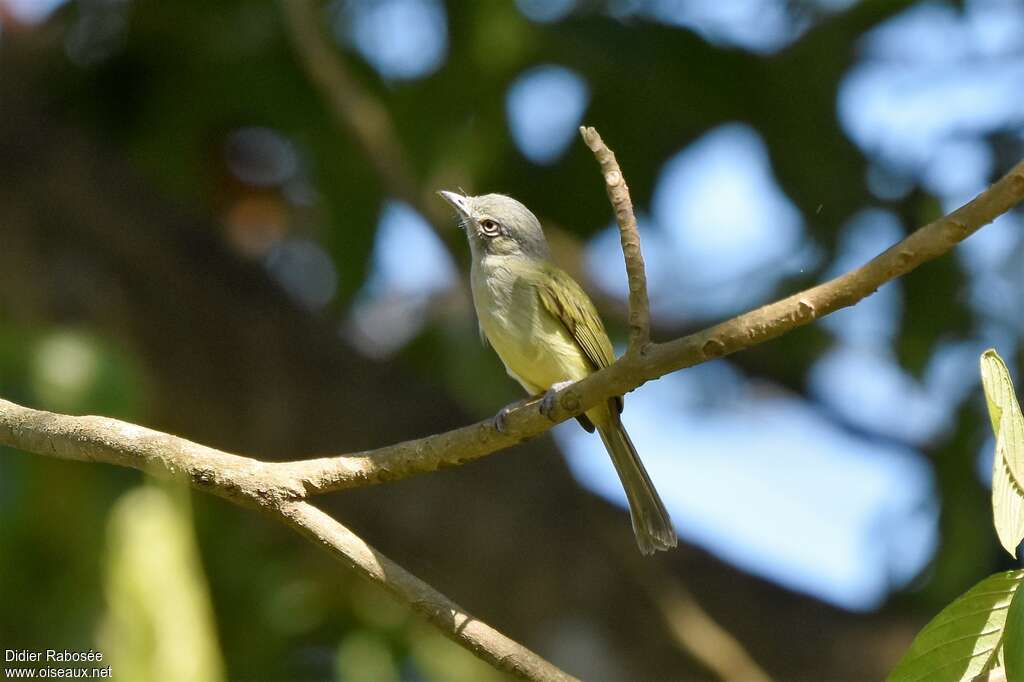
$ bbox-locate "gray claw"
[493,405,513,433]
[539,380,575,419]
[493,397,532,432]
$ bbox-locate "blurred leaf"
[1004,583,1024,681]
[981,349,1024,557]
[888,570,1023,682]
[100,482,225,682]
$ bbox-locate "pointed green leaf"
[889,571,1024,682]
[981,349,1024,556]
[993,428,1024,559]
[1004,580,1024,681]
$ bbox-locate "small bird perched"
[440,191,677,555]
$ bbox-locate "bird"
[439,190,677,555]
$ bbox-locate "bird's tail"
[596,411,678,555]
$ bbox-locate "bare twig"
[0,398,577,682]
[579,126,651,353]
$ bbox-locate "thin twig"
[0,398,578,682]
[280,0,415,200]
[579,126,651,353]
[279,0,451,230]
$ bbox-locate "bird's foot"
[539,380,577,420]
[492,398,532,433]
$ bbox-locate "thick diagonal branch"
[0,399,577,682]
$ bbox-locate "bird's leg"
[540,380,577,420]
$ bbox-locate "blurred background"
[1,0,1023,679]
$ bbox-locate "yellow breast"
[472,258,592,395]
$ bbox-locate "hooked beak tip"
[438,190,469,217]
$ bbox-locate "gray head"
[439,191,550,260]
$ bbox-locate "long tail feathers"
[597,416,678,555]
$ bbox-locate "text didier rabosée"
[5,650,104,663]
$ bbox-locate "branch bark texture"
[579,126,652,353]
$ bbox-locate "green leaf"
[980,349,1024,556]
[1005,581,1024,681]
[888,570,1023,682]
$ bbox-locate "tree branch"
[579,126,651,353]
[642,158,1024,379]
[6,151,1020,505]
[3,131,1023,678]
[279,154,1024,495]
[0,398,577,682]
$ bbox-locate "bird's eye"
[479,219,500,237]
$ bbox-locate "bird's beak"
[438,190,470,219]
